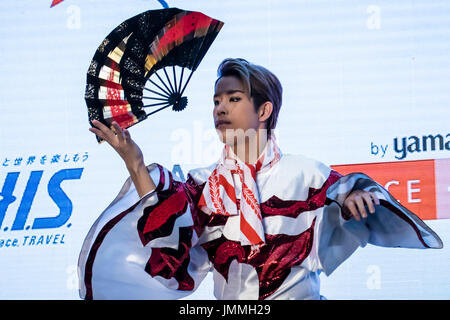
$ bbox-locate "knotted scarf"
[198,136,282,246]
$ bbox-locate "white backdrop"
[0,0,448,299]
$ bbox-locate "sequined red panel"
[139,172,206,290]
[261,170,342,218]
[252,219,316,300]
[137,183,188,246]
[202,239,246,281]
[146,227,195,290]
[141,168,338,296]
[201,218,316,300]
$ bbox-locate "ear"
[258,101,273,122]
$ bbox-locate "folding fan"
[84,8,224,142]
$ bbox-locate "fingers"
[362,192,376,215]
[91,119,109,131]
[344,190,380,222]
[345,201,361,221]
[353,196,367,219]
[123,127,131,141]
[90,120,115,143]
[371,191,380,205]
[111,121,125,144]
[88,126,106,141]
[89,120,128,145]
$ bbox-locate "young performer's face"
[213,75,265,145]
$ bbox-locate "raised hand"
[342,190,380,221]
[89,120,156,197]
[89,120,144,171]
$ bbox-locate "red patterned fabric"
[261,170,342,218]
[146,227,195,291]
[201,218,316,300]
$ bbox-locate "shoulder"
[257,153,335,202]
[280,153,330,172]
[183,153,334,187]
[186,162,218,184]
[278,153,333,188]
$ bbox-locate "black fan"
[85,8,224,142]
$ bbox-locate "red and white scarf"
[198,136,282,246]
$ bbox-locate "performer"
[78,58,443,300]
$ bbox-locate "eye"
[230,96,241,102]
[213,100,219,106]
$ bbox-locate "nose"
[214,100,228,117]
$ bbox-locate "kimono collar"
[198,135,282,246]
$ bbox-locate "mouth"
[215,120,232,128]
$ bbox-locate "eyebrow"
[213,90,245,98]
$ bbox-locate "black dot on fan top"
[169,92,188,112]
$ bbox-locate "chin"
[215,127,261,146]
[215,127,228,144]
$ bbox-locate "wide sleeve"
[77,163,211,300]
[314,168,443,276]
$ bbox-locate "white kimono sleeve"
[77,163,211,300]
[317,171,443,276]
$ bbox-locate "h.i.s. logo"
[0,152,86,248]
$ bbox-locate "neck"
[231,129,269,164]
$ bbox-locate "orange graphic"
[331,158,450,221]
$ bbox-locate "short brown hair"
[216,58,282,137]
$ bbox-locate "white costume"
[78,139,442,300]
